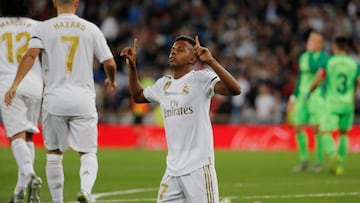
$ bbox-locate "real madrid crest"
[182,84,190,95]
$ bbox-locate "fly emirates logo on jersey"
[163,83,194,118]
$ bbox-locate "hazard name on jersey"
[53,21,86,31]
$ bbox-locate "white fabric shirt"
[29,14,113,115]
[0,17,43,98]
[144,69,220,176]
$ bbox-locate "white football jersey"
[144,69,220,176]
[29,14,113,115]
[0,17,43,98]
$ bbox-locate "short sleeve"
[198,69,220,98]
[28,23,44,49]
[357,63,360,77]
[143,78,165,103]
[93,25,113,63]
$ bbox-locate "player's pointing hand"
[120,38,138,69]
[194,35,213,64]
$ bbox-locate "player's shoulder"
[194,69,217,78]
[72,15,101,31]
[157,75,173,83]
[320,51,330,59]
[299,51,309,57]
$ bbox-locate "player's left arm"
[308,68,326,95]
[4,48,41,106]
[194,36,241,96]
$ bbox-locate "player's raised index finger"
[195,35,200,47]
[133,38,138,52]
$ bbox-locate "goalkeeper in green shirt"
[308,35,360,175]
[288,32,330,172]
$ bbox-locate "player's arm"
[120,38,149,103]
[194,36,241,96]
[103,58,117,94]
[4,48,41,106]
[286,72,300,113]
[308,68,326,95]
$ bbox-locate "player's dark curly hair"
[175,35,196,47]
[0,0,29,17]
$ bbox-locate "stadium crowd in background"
[1,0,360,124]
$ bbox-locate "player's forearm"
[11,54,35,88]
[103,58,117,83]
[309,71,325,94]
[128,68,144,102]
[207,58,241,95]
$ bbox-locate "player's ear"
[189,55,196,65]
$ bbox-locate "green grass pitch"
[0,148,359,203]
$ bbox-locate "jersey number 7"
[61,36,79,73]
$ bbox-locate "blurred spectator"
[255,83,278,124]
[230,72,250,124]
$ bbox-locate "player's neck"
[57,7,76,15]
[173,67,192,79]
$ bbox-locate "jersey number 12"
[1,32,30,64]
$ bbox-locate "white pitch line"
[40,189,360,202]
[92,187,158,199]
[223,191,360,200]
[234,179,360,187]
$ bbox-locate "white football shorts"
[0,93,41,137]
[157,164,219,203]
[42,109,98,153]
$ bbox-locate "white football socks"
[27,141,35,163]
[11,139,35,179]
[13,141,35,193]
[46,154,64,203]
[80,153,98,194]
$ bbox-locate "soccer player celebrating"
[0,1,43,202]
[121,35,240,203]
[5,0,117,202]
[288,31,331,172]
[308,35,360,175]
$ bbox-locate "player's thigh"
[181,164,219,203]
[319,112,338,132]
[293,100,310,125]
[42,109,69,151]
[68,112,98,153]
[339,112,354,132]
[157,173,185,203]
[0,94,40,137]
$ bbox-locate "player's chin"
[168,60,176,67]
